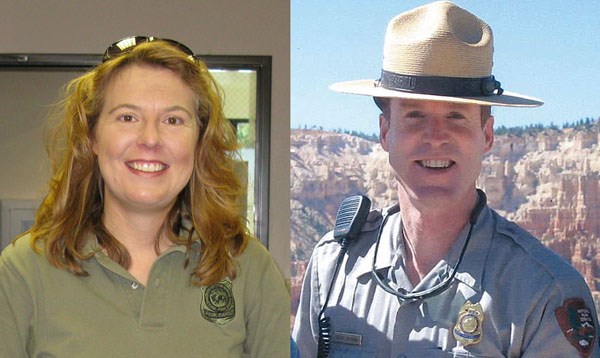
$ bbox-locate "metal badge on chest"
[453,301,484,347]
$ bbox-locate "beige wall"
[0,0,290,277]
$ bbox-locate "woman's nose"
[138,120,162,148]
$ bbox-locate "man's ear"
[379,113,390,152]
[483,115,494,153]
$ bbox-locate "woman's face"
[92,64,200,215]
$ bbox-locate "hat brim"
[330,79,543,107]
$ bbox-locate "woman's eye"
[166,116,182,125]
[118,114,135,122]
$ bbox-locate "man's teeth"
[129,162,166,172]
[420,160,452,168]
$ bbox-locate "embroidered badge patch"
[200,278,235,325]
[555,298,596,357]
[453,301,484,346]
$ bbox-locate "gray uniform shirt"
[293,204,599,357]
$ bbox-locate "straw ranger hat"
[330,1,543,107]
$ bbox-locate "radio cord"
[317,237,351,358]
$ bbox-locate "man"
[292,1,599,357]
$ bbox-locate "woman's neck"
[102,203,175,285]
[101,199,175,261]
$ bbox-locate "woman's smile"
[126,160,169,173]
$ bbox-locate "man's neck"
[397,190,478,284]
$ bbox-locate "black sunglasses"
[102,36,195,63]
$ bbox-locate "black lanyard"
[371,190,487,301]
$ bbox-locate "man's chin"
[406,186,462,203]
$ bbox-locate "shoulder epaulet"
[361,209,384,233]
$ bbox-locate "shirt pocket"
[422,347,498,358]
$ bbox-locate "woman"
[0,37,289,357]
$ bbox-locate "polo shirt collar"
[82,231,200,260]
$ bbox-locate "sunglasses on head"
[102,36,195,63]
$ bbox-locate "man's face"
[379,98,494,207]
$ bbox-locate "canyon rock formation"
[290,122,600,316]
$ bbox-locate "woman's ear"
[90,127,99,155]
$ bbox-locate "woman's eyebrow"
[107,103,140,114]
[108,104,194,118]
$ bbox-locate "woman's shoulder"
[0,233,46,268]
[237,236,271,261]
[234,236,288,297]
[2,232,33,255]
[235,236,283,276]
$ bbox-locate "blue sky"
[291,1,600,135]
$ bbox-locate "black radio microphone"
[333,195,372,243]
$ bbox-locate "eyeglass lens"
[102,36,194,62]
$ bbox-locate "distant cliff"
[290,121,600,315]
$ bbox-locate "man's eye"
[447,112,466,119]
[406,111,425,119]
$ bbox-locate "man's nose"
[422,117,449,145]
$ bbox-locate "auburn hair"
[25,41,249,286]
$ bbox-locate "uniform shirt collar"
[451,205,495,292]
[350,208,402,278]
[352,204,495,295]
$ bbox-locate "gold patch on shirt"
[200,278,235,324]
[453,300,484,346]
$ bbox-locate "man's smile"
[417,159,455,169]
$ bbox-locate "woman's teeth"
[128,162,166,172]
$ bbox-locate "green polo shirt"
[0,233,290,357]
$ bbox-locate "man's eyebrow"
[447,103,472,110]
[398,100,422,108]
